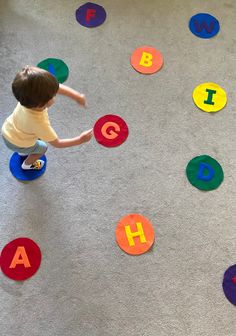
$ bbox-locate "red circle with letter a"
[94,114,129,147]
[0,238,42,281]
[131,46,163,74]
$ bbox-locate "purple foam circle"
[76,2,106,28]
[222,264,236,306]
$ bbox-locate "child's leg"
[22,140,47,170]
[2,136,48,170]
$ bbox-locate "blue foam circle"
[76,2,106,28]
[189,13,220,39]
[9,153,47,181]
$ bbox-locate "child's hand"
[79,129,93,144]
[58,84,87,107]
[76,93,87,107]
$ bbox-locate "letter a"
[139,52,153,67]
[86,8,96,22]
[9,246,31,268]
[197,162,215,181]
[125,222,147,247]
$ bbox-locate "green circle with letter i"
[37,58,69,83]
[186,155,224,191]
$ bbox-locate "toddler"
[1,66,93,170]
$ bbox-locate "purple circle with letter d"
[76,2,106,28]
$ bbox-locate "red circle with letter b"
[0,238,42,281]
[94,114,129,147]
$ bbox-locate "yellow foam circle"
[193,83,227,112]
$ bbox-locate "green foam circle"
[186,155,224,191]
[37,58,69,83]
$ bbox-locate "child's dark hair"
[12,66,59,108]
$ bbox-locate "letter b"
[140,52,153,67]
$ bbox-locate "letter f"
[86,8,96,22]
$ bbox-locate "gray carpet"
[0,0,236,335]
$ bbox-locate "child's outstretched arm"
[57,84,86,107]
[49,129,93,148]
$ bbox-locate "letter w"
[194,19,215,34]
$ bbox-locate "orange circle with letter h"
[116,214,155,255]
[131,46,163,74]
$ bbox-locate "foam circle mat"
[116,214,155,255]
[94,115,129,147]
[222,265,236,306]
[76,2,106,28]
[37,58,69,83]
[189,13,220,39]
[193,83,227,113]
[0,238,42,281]
[131,46,163,74]
[186,155,224,191]
[9,153,47,181]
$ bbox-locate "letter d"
[197,162,215,181]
